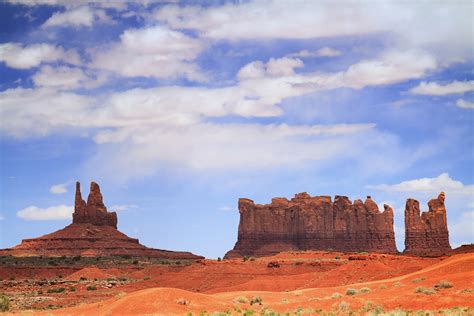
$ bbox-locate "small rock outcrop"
[0,182,203,259]
[225,193,397,258]
[73,182,117,228]
[404,192,451,256]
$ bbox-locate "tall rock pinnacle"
[404,192,451,256]
[72,181,117,228]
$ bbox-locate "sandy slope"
[23,253,473,315]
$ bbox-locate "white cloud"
[456,99,474,109]
[42,6,111,28]
[0,87,94,137]
[410,80,474,96]
[49,182,69,194]
[369,173,474,196]
[449,211,474,247]
[287,47,342,58]
[0,43,80,69]
[32,65,106,89]
[17,205,73,220]
[1,50,437,138]
[109,204,137,212]
[154,2,472,62]
[341,50,437,89]
[91,25,206,81]
[219,206,234,211]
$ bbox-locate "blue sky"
[0,0,473,258]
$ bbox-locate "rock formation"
[225,192,397,258]
[404,192,451,256]
[0,182,203,259]
[73,182,117,228]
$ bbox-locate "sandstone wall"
[225,192,397,258]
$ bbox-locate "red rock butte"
[404,192,451,256]
[225,193,397,258]
[0,182,203,259]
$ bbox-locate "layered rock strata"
[0,182,203,259]
[404,192,451,256]
[225,192,397,258]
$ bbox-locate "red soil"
[23,253,474,315]
[65,267,114,281]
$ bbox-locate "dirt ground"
[1,251,473,315]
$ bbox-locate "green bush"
[331,292,342,299]
[143,276,151,280]
[360,287,371,293]
[346,288,358,296]
[0,294,10,312]
[79,276,87,281]
[217,257,222,261]
[47,287,65,293]
[243,256,249,262]
[250,296,262,305]
[86,285,97,291]
[69,287,76,292]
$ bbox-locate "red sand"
[21,253,473,315]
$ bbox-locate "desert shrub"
[121,254,131,259]
[379,284,387,289]
[243,310,254,316]
[58,275,63,279]
[176,297,189,305]
[412,277,426,283]
[243,256,249,262]
[69,287,76,292]
[38,290,43,295]
[393,282,403,287]
[281,298,289,304]
[335,301,350,312]
[250,296,262,305]
[346,288,358,295]
[360,287,371,293]
[362,301,373,312]
[0,294,10,312]
[107,278,116,282]
[72,255,81,261]
[331,292,342,299]
[434,280,453,290]
[119,277,128,282]
[335,256,341,259]
[415,287,436,295]
[234,296,248,304]
[217,257,222,261]
[143,276,151,280]
[47,287,65,293]
[132,260,139,265]
[79,276,87,281]
[86,285,97,291]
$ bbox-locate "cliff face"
[225,192,397,258]
[72,182,118,228]
[404,192,451,256]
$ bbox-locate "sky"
[0,0,473,259]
